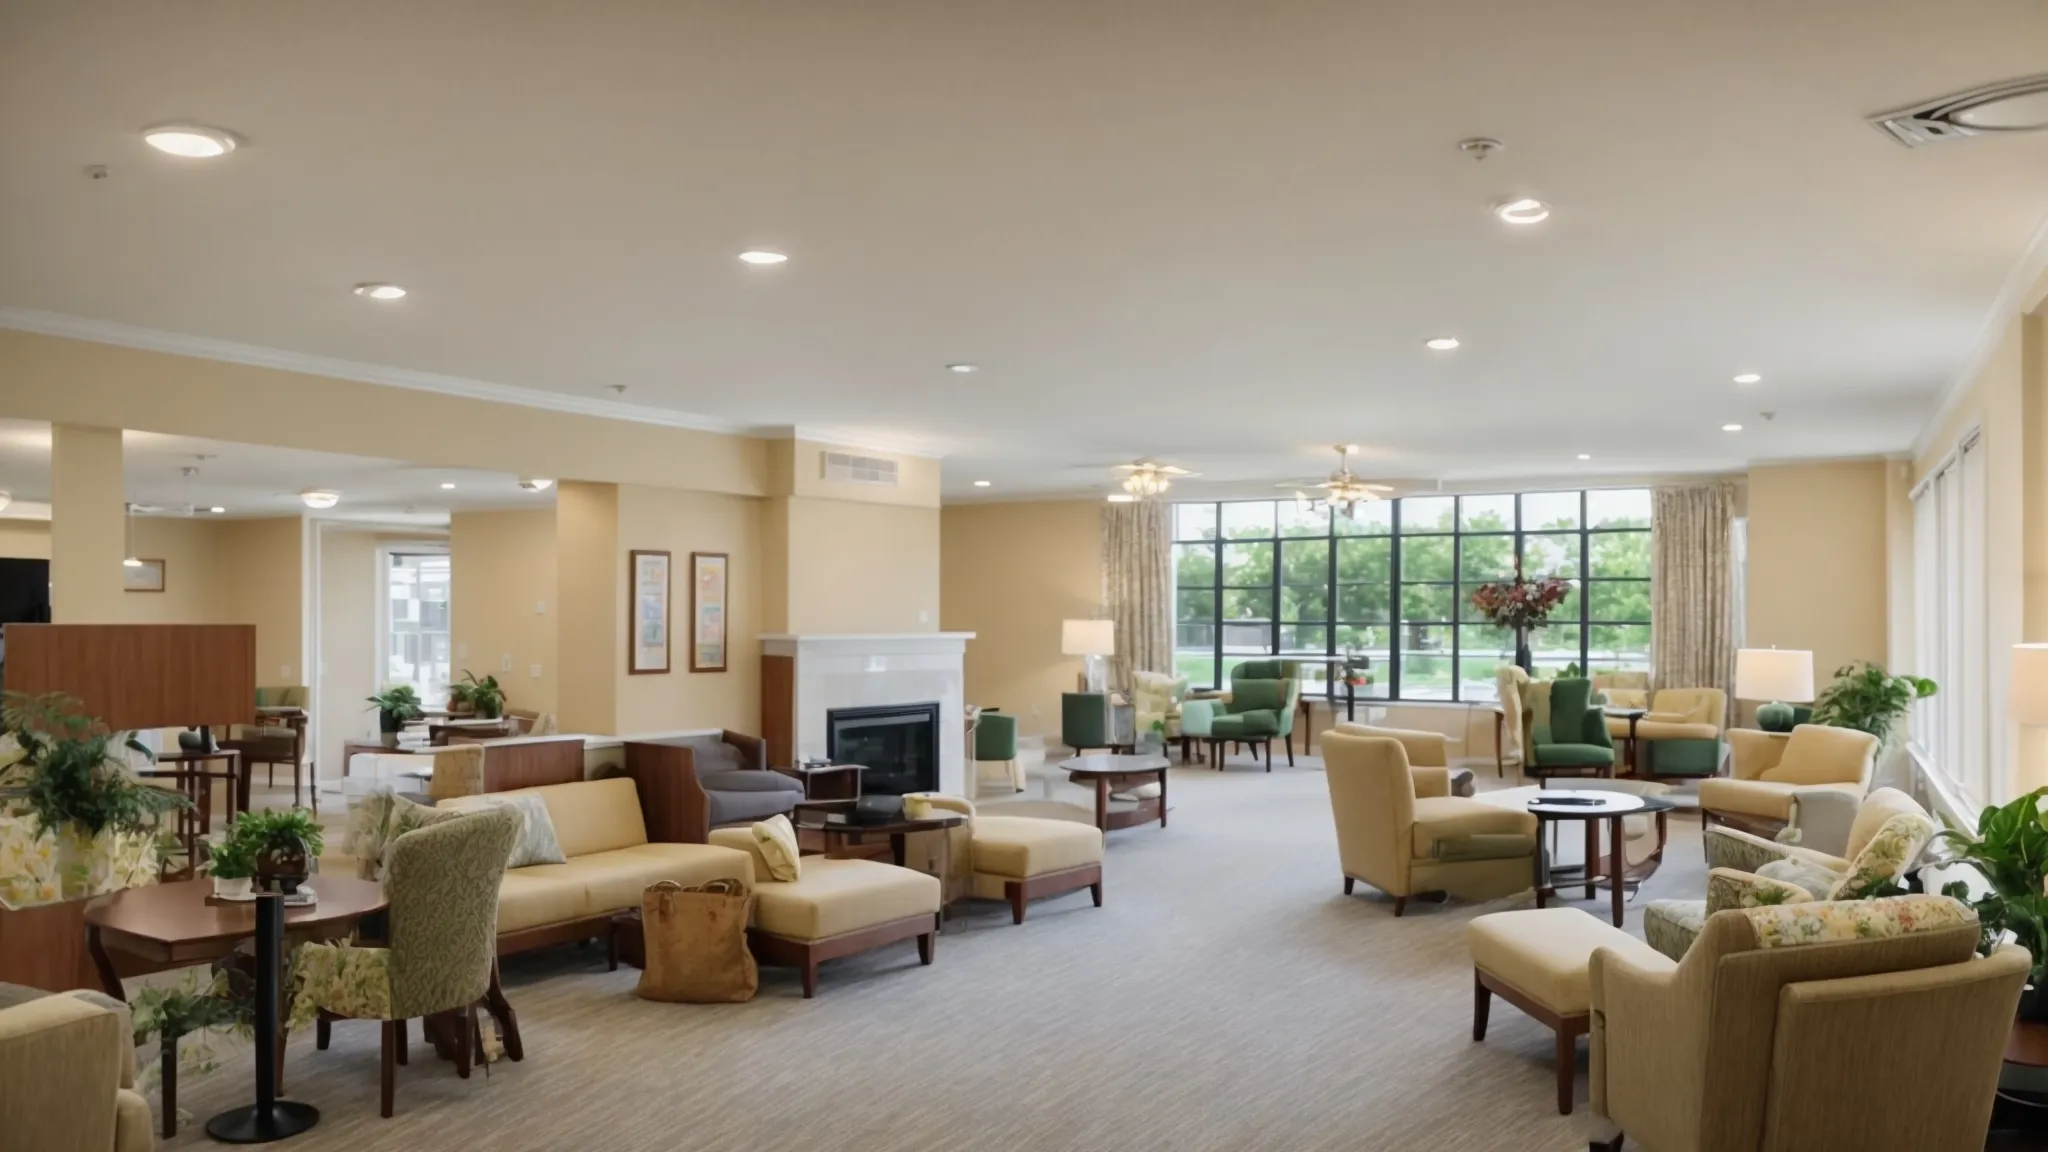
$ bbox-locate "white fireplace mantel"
[761,633,975,795]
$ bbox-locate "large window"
[1172,490,1651,701]
[1912,429,1990,802]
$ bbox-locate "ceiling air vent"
[821,451,899,487]
[1872,74,2048,147]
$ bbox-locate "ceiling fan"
[1277,445,1393,515]
[1113,458,1198,499]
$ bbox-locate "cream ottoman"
[708,829,941,998]
[966,815,1105,924]
[1466,908,1667,1115]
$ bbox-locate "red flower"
[1469,575,1571,631]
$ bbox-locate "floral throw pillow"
[1826,813,1934,900]
[474,794,567,869]
[752,814,801,882]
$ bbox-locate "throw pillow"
[1825,812,1935,900]
[375,795,467,880]
[752,814,801,882]
[1754,857,1843,902]
[475,793,568,869]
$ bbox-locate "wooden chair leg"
[380,1020,398,1118]
[1090,880,1103,907]
[1008,882,1028,925]
[1344,876,1355,895]
[1393,895,1407,917]
[394,1017,407,1065]
[800,958,820,999]
[1556,1027,1576,1115]
[1472,971,1491,1041]
[916,931,934,965]
[454,1009,472,1080]
[484,960,523,1062]
[1264,740,1273,772]
[315,1010,333,1050]
[1285,731,1295,766]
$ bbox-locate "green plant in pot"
[455,670,505,720]
[0,691,185,907]
[1936,786,2048,1019]
[1809,660,1936,742]
[204,829,256,899]
[365,684,424,736]
[237,808,323,896]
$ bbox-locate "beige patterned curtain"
[1651,484,1736,701]
[1102,500,1172,692]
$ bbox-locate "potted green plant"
[0,692,184,907]
[204,829,255,899]
[365,684,424,736]
[455,670,506,720]
[237,808,323,896]
[1809,660,1937,742]
[131,968,245,1127]
[1936,787,2048,1019]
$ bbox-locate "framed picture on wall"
[691,551,728,673]
[122,559,166,593]
[628,549,671,675]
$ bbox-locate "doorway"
[382,550,451,707]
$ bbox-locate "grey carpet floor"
[159,757,1703,1151]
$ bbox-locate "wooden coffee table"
[789,803,966,868]
[1060,753,1170,832]
[1526,791,1670,927]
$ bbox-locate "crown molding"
[1910,206,2048,461]
[781,424,950,461]
[0,307,751,436]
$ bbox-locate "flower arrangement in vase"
[1468,567,1571,673]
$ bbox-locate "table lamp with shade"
[1735,647,1814,733]
[1062,619,1115,693]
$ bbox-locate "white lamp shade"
[1734,648,1814,703]
[2011,645,2048,726]
[1061,619,1116,657]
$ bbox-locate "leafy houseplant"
[366,684,424,735]
[1468,566,1571,673]
[1936,787,2048,1019]
[130,969,247,1120]
[0,692,183,907]
[1809,661,1936,743]
[455,671,505,719]
[204,830,255,898]
[236,808,323,895]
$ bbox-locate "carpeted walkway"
[160,756,1703,1151]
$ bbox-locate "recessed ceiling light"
[518,478,554,491]
[209,506,225,514]
[1425,337,1461,351]
[1494,198,1551,225]
[738,250,788,265]
[947,363,978,374]
[1106,494,1137,504]
[353,283,406,301]
[973,480,992,488]
[1733,373,1761,384]
[142,124,239,158]
[440,482,456,490]
[299,489,340,509]
[1721,423,1743,432]
[1577,454,1592,461]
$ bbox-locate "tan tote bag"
[636,879,758,1003]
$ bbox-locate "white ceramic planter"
[212,876,253,900]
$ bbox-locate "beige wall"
[941,500,1103,738]
[123,517,235,625]
[614,485,762,734]
[781,498,940,634]
[49,423,125,621]
[315,526,382,775]
[1745,460,1891,692]
[0,520,51,559]
[555,482,620,734]
[216,517,306,685]
[450,508,558,716]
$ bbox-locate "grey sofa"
[620,731,802,842]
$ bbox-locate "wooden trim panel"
[2,623,256,730]
[761,655,794,768]
[480,736,586,792]
[1003,862,1104,925]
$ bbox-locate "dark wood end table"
[1060,753,1170,832]
[1526,791,1667,928]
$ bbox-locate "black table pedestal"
[206,893,320,1143]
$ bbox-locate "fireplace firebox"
[826,702,941,796]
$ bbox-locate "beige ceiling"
[3,1,2048,501]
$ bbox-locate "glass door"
[384,552,451,707]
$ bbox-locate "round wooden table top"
[84,876,387,947]
[790,807,965,837]
[1525,791,1656,819]
[1060,753,1171,778]
[2008,1020,2048,1067]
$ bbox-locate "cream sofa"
[1697,724,1878,840]
[0,986,151,1151]
[444,777,754,955]
[1322,729,1537,915]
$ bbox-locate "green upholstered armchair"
[973,711,1024,792]
[1182,661,1300,771]
[1061,692,1118,755]
[1524,677,1614,779]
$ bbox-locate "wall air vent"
[821,451,899,487]
[1872,74,2048,147]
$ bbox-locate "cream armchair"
[1608,688,1727,779]
[1697,724,1876,840]
[1130,670,1188,744]
[1589,896,2025,1152]
[0,987,152,1151]
[1322,730,1537,916]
